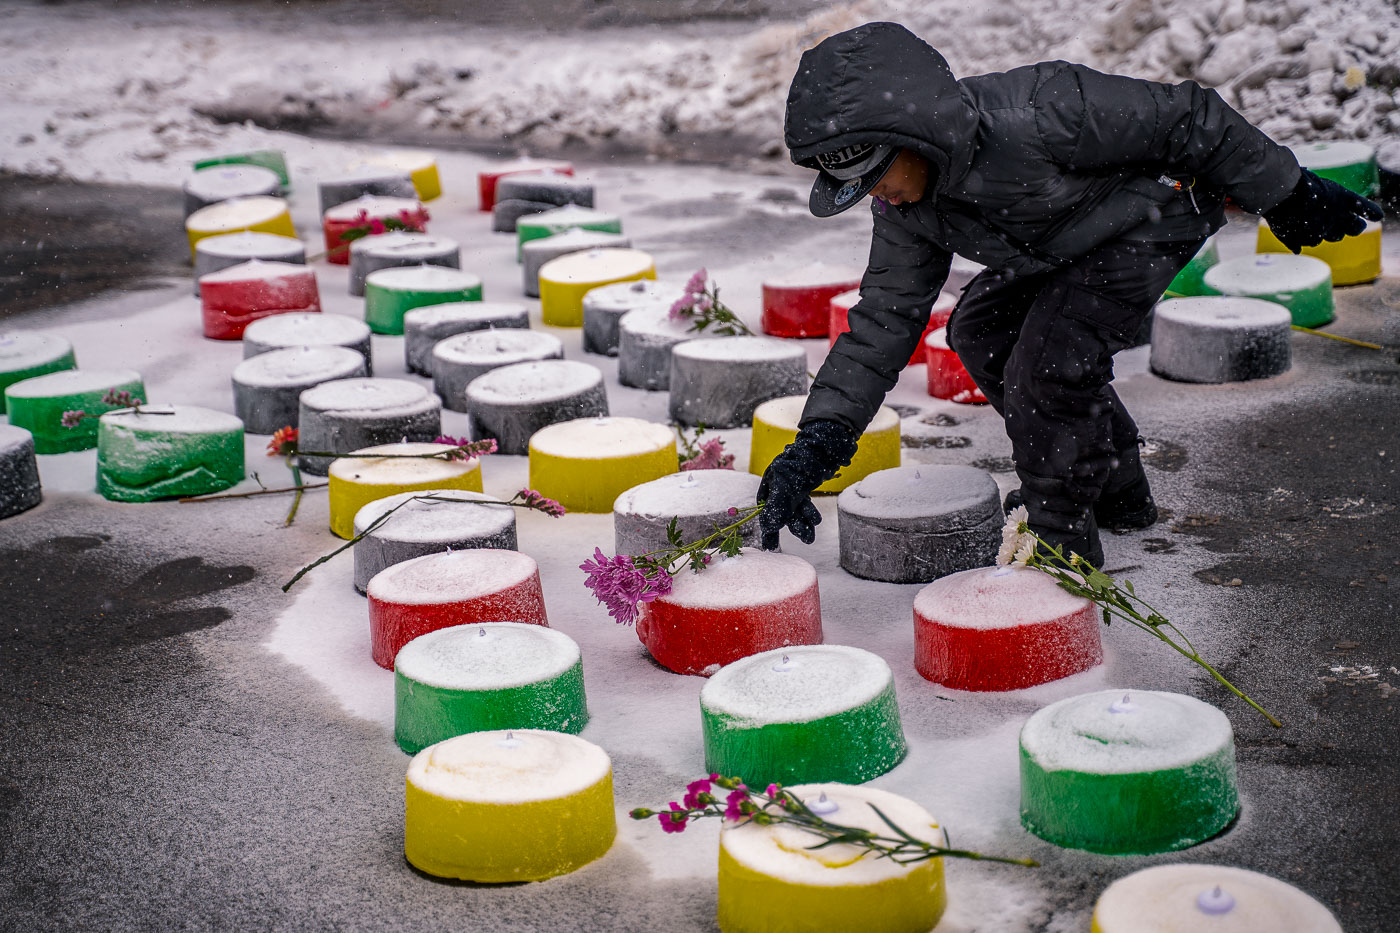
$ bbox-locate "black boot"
[1095,442,1158,530]
[1003,444,1158,531]
[1029,510,1105,569]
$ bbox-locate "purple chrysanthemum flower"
[579,548,671,625]
[680,437,734,472]
[724,787,750,822]
[684,268,708,296]
[668,295,694,322]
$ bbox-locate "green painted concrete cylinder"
[701,645,907,787]
[1019,689,1239,855]
[395,622,588,755]
[96,405,245,502]
[363,266,483,336]
[5,369,145,454]
[1201,253,1334,328]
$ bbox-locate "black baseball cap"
[809,143,899,217]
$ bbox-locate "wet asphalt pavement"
[0,171,1398,931]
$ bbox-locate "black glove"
[757,419,860,550]
[1263,169,1384,253]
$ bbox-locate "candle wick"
[506,731,513,740]
[1213,886,1222,897]
[479,627,486,636]
[782,655,789,665]
[1122,693,1131,704]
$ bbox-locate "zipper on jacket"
[1156,175,1200,214]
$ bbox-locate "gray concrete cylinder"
[231,346,368,434]
[403,302,530,376]
[431,330,564,413]
[582,280,685,356]
[241,312,373,374]
[347,232,460,297]
[0,424,42,519]
[1149,297,1292,384]
[617,306,696,391]
[465,360,608,455]
[669,336,808,428]
[296,378,442,475]
[837,465,1002,583]
[351,489,518,593]
[613,469,762,556]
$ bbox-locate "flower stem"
[1023,530,1282,728]
[179,482,327,503]
[281,491,554,593]
[284,458,304,527]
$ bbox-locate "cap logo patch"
[834,179,862,206]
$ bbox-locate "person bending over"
[758,21,1382,566]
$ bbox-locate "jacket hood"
[784,22,979,195]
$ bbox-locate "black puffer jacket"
[788,22,1301,433]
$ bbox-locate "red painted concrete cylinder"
[760,264,861,338]
[924,326,987,404]
[198,261,321,340]
[635,550,823,676]
[829,289,956,365]
[367,550,549,670]
[913,565,1102,691]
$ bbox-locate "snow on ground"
[2,0,1398,189]
[3,2,1398,929]
[7,120,1393,927]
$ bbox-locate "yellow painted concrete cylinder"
[749,397,900,493]
[185,196,296,258]
[1256,218,1382,286]
[327,442,484,539]
[404,730,616,882]
[717,783,947,933]
[538,248,656,327]
[1091,863,1342,933]
[366,150,442,201]
[528,416,677,513]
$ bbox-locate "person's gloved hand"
[1263,169,1384,253]
[757,419,860,550]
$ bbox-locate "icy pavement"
[0,124,1396,929]
[0,1,1398,929]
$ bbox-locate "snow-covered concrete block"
[231,345,367,434]
[431,330,564,413]
[1149,297,1292,384]
[465,360,608,456]
[668,336,807,428]
[837,465,1000,583]
[403,302,529,376]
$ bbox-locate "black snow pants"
[945,236,1206,536]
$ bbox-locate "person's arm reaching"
[1034,63,1382,248]
[759,209,950,549]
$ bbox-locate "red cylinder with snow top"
[761,263,861,338]
[829,289,956,366]
[366,549,549,670]
[913,565,1101,691]
[924,325,987,404]
[478,158,575,212]
[321,196,428,265]
[636,549,822,676]
[198,260,321,340]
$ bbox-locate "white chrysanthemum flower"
[996,506,1035,567]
